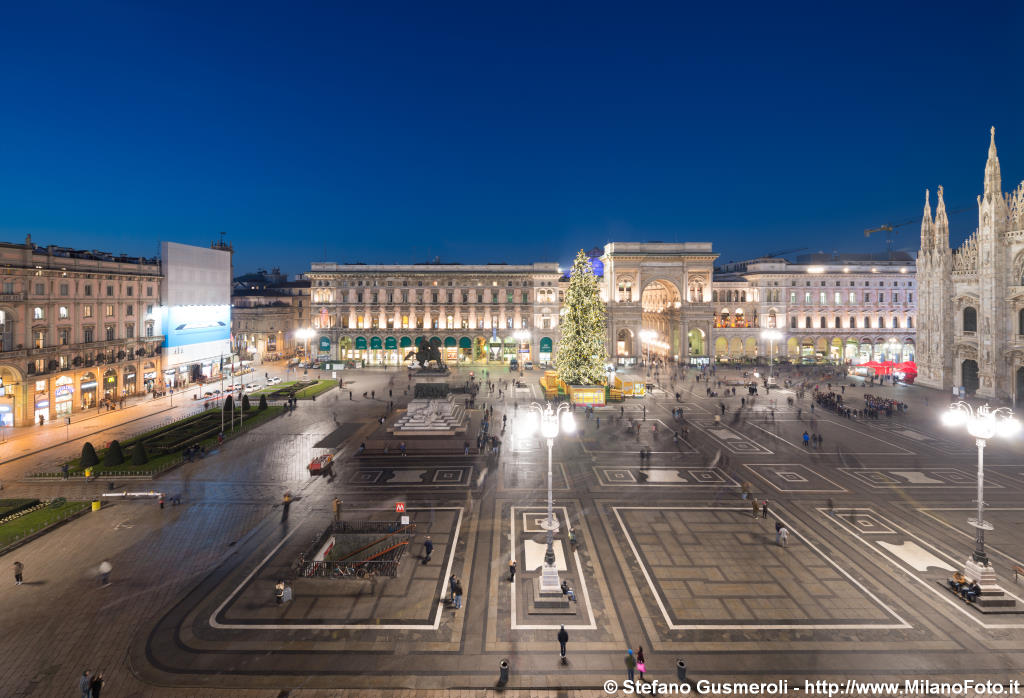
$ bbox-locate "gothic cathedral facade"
[917,128,1024,404]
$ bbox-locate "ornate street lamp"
[640,329,657,371]
[762,330,782,383]
[514,328,530,366]
[942,402,1020,597]
[526,401,574,592]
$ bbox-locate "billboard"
[161,305,231,348]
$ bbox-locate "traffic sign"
[395,502,406,513]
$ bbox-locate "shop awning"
[444,337,456,347]
[459,337,471,349]
[385,337,398,350]
[370,337,383,350]
[415,336,425,346]
[355,336,367,350]
[400,336,412,348]
[540,337,553,352]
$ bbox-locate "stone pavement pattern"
[2,364,1024,696]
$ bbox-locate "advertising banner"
[161,305,231,348]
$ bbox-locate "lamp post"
[942,402,1020,598]
[295,328,314,364]
[514,328,530,368]
[640,329,657,372]
[762,330,782,383]
[527,401,575,592]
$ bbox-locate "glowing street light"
[640,329,657,371]
[295,328,315,360]
[524,401,574,592]
[514,329,530,367]
[942,402,1021,601]
[762,330,782,384]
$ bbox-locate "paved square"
[743,463,847,493]
[613,506,906,629]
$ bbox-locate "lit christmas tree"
[556,249,608,385]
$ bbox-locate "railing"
[330,520,409,534]
[301,557,403,578]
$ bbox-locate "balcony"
[0,292,26,302]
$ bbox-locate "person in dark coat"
[423,536,433,563]
[557,625,569,658]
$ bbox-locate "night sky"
[1,2,1021,276]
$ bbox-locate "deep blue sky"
[1,1,1021,275]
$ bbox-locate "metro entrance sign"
[395,502,406,513]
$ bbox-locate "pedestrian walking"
[751,498,759,518]
[818,433,824,448]
[371,390,375,399]
[625,649,637,681]
[453,578,463,609]
[349,390,353,400]
[761,500,769,519]
[79,670,92,698]
[636,646,646,681]
[509,560,516,582]
[827,497,835,515]
[98,560,112,586]
[90,672,104,697]
[13,560,23,585]
[423,536,433,564]
[281,492,292,522]
[557,624,569,659]
[332,497,341,523]
[802,431,810,448]
[778,526,790,547]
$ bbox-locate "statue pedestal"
[965,558,1017,609]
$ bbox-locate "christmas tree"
[555,249,608,385]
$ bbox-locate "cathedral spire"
[920,188,933,250]
[984,126,1002,196]
[934,185,949,249]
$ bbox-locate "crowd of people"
[863,394,908,418]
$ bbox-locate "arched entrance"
[688,329,705,356]
[0,365,21,426]
[102,369,117,400]
[81,372,97,409]
[962,359,980,394]
[714,337,728,359]
[617,329,634,358]
[902,339,915,362]
[641,279,683,361]
[1017,367,1024,408]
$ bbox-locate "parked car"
[267,376,282,385]
[524,361,534,370]
[245,383,262,393]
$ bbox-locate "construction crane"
[864,218,917,259]
[866,206,973,259]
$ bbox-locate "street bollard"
[498,659,509,685]
[676,659,686,682]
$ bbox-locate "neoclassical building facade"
[598,242,717,365]
[917,128,1024,404]
[711,254,916,364]
[306,262,563,366]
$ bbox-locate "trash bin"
[676,658,686,682]
[91,500,101,512]
[499,659,509,685]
